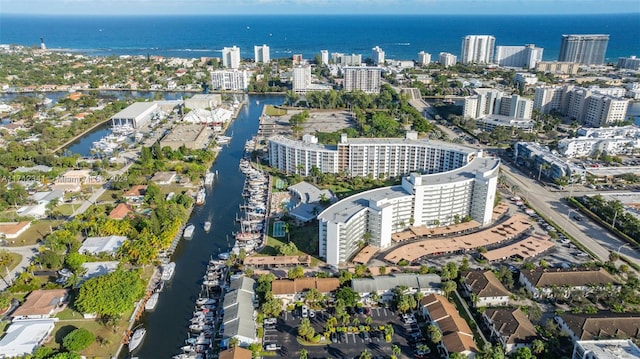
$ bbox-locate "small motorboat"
[183,224,195,239]
[145,292,159,311]
[204,221,211,232]
[218,252,230,260]
[128,327,146,352]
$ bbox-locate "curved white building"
[318,157,500,266]
[268,132,481,179]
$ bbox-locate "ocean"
[1,14,639,61]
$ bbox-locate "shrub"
[63,328,95,352]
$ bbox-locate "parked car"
[301,305,308,318]
[265,344,281,351]
[264,318,277,325]
[309,310,316,318]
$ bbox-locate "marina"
[133,94,284,358]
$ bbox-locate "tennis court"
[272,221,286,238]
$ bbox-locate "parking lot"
[263,306,426,359]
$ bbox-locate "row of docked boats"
[233,155,268,255]
[173,259,227,359]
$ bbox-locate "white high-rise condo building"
[343,66,381,94]
[558,34,609,65]
[494,44,543,69]
[222,46,241,69]
[533,85,629,127]
[320,50,329,66]
[254,44,270,64]
[371,46,385,65]
[318,157,499,265]
[461,35,495,64]
[331,53,362,66]
[464,90,533,120]
[618,56,640,70]
[268,132,480,179]
[292,65,312,94]
[211,70,249,91]
[418,51,431,66]
[439,52,457,67]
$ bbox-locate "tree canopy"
[75,269,145,317]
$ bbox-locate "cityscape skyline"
[1,0,639,16]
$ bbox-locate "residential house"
[12,289,68,320]
[352,273,441,303]
[16,190,65,219]
[519,267,619,299]
[0,318,57,357]
[108,203,132,220]
[221,276,258,348]
[421,294,478,359]
[123,185,147,203]
[219,347,253,359]
[80,261,119,283]
[150,171,177,185]
[0,221,31,240]
[12,165,52,174]
[78,236,127,256]
[483,308,538,353]
[556,312,640,343]
[54,169,91,192]
[463,270,511,307]
[271,277,340,305]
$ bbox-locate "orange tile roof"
[12,289,68,318]
[272,278,340,295]
[219,347,252,359]
[123,185,147,198]
[421,294,478,354]
[0,221,31,236]
[108,203,132,220]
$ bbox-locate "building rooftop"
[484,308,538,345]
[352,273,441,294]
[558,312,640,341]
[0,221,31,237]
[318,185,411,225]
[520,267,619,288]
[482,234,554,262]
[0,319,57,357]
[409,157,500,186]
[219,347,253,359]
[464,270,511,298]
[12,289,68,318]
[108,203,132,220]
[161,124,207,143]
[575,339,640,359]
[110,101,157,119]
[272,278,340,296]
[78,235,127,255]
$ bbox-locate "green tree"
[75,269,145,317]
[261,295,283,318]
[335,286,360,307]
[298,317,315,341]
[299,348,308,359]
[287,266,305,279]
[512,347,534,359]
[63,328,96,351]
[428,324,442,343]
[359,349,372,359]
[228,337,239,348]
[531,339,546,355]
[442,280,457,298]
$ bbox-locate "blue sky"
[1,0,639,15]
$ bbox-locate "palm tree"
[299,348,308,359]
[392,345,401,357]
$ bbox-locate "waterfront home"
[352,273,442,303]
[150,171,177,185]
[518,267,619,299]
[462,270,511,307]
[243,255,311,268]
[78,235,127,256]
[555,312,640,343]
[0,318,57,357]
[483,308,538,353]
[80,261,119,283]
[0,221,31,240]
[271,277,340,305]
[108,203,133,220]
[12,289,68,320]
[123,185,147,203]
[421,293,478,359]
[221,276,258,348]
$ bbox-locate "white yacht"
[128,327,146,352]
[183,224,195,239]
[161,262,176,281]
[145,292,159,311]
[203,221,211,232]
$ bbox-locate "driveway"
[0,244,39,291]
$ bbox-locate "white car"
[301,305,308,318]
[264,318,277,325]
[309,310,316,318]
[265,344,281,351]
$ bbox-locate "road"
[0,244,39,291]
[499,160,640,267]
[68,151,138,219]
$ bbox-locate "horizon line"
[2,12,639,16]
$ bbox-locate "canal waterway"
[129,94,283,358]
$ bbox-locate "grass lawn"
[47,315,129,356]
[1,252,22,272]
[265,105,287,117]
[258,219,322,266]
[55,204,75,216]
[10,220,65,246]
[98,189,121,202]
